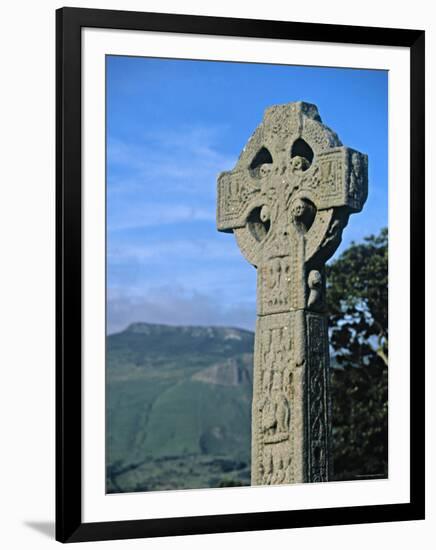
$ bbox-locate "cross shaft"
[217,102,367,484]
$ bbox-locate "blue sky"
[106,56,388,334]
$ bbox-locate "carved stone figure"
[307,270,323,310]
[216,101,368,484]
[291,155,311,173]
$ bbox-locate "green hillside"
[106,322,254,492]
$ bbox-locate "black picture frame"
[56,6,425,543]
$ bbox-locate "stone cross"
[217,102,368,485]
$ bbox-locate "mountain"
[106,322,254,492]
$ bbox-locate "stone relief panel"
[306,313,329,483]
[258,256,294,315]
[253,311,330,485]
[347,148,369,210]
[252,313,298,485]
[216,170,261,232]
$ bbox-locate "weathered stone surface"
[216,102,368,485]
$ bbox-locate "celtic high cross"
[217,102,368,485]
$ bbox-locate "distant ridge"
[108,322,254,359]
[123,321,253,337]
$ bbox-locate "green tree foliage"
[327,228,388,481]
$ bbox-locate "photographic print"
[56,8,424,542]
[105,56,388,494]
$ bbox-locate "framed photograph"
[56,7,425,543]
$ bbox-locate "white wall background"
[0,0,433,548]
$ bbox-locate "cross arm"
[216,169,262,233]
[299,147,368,213]
[302,147,368,265]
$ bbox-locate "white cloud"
[108,237,240,264]
[108,202,215,232]
[105,124,252,321]
[106,125,237,234]
[107,286,256,334]
[107,125,237,199]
